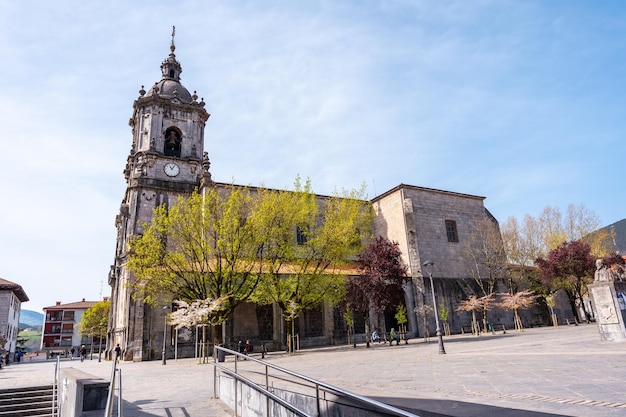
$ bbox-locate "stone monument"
[587,259,626,342]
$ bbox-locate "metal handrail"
[104,358,122,417]
[52,356,60,417]
[217,366,313,417]
[213,345,420,417]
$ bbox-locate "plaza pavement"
[1,323,625,416]
[263,323,626,417]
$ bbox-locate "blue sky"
[1,1,624,313]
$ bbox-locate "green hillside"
[17,328,42,353]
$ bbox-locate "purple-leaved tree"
[345,236,408,346]
[535,240,595,322]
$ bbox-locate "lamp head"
[422,260,435,274]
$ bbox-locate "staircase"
[0,385,57,417]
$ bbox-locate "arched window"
[164,128,181,157]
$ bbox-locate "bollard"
[217,344,225,362]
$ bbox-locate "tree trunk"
[471,311,479,336]
[482,310,488,334]
[565,290,580,322]
[365,310,371,348]
[575,287,590,321]
[514,309,524,332]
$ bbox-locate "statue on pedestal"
[589,258,626,342]
[594,259,614,282]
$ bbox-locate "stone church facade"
[108,37,548,361]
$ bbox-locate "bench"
[371,332,408,345]
[461,323,506,335]
[460,325,477,335]
[491,323,507,334]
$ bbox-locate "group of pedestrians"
[67,343,121,362]
[69,345,88,361]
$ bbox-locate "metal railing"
[104,357,123,417]
[52,356,60,417]
[212,345,420,417]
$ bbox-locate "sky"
[1,1,624,314]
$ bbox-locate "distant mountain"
[20,310,44,327]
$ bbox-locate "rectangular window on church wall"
[445,220,459,242]
[296,226,307,245]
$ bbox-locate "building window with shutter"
[445,220,459,242]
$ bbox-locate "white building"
[41,299,102,357]
[0,277,29,362]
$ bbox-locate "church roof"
[145,79,193,103]
[0,277,29,302]
[371,183,486,202]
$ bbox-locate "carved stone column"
[588,281,626,342]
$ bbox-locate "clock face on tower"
[164,162,180,177]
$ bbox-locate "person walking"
[114,344,122,363]
[80,345,87,362]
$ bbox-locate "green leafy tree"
[250,181,374,343]
[128,180,372,348]
[80,300,110,354]
[439,304,450,336]
[128,185,264,344]
[395,304,408,336]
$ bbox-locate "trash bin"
[217,344,225,362]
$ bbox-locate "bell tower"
[108,28,211,361]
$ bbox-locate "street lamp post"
[90,328,94,360]
[162,306,170,365]
[98,328,103,362]
[423,260,446,354]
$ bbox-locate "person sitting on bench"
[372,329,381,343]
[389,328,401,345]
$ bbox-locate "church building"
[108,35,542,361]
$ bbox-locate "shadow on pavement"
[83,398,191,417]
[371,396,572,417]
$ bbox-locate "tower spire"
[171,25,176,54]
[160,26,182,81]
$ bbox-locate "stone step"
[0,405,56,417]
[0,385,56,417]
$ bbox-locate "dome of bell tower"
[143,26,193,103]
